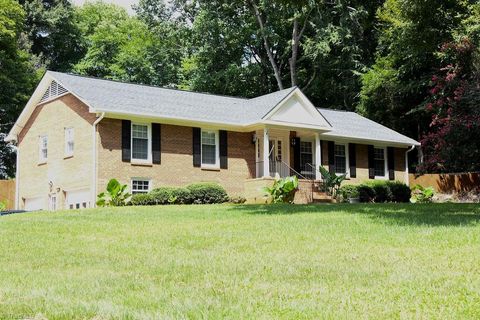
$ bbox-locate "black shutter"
[293,137,301,172]
[152,123,161,164]
[349,143,356,178]
[121,120,131,162]
[219,130,228,169]
[328,141,335,174]
[368,145,375,179]
[192,127,201,167]
[387,147,395,180]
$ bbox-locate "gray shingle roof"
[48,71,419,145]
[49,71,293,125]
[318,108,419,145]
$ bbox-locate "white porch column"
[263,128,270,177]
[315,132,322,180]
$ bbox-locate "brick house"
[5,71,420,210]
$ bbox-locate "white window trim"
[373,146,388,180]
[64,127,74,158]
[333,142,350,178]
[200,129,220,169]
[131,122,152,164]
[131,178,151,194]
[38,135,48,164]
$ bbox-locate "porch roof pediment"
[261,88,331,131]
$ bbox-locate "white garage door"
[66,189,91,209]
[24,197,45,211]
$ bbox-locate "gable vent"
[39,80,68,103]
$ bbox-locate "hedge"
[338,181,411,203]
[131,183,229,206]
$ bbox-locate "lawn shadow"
[228,203,480,227]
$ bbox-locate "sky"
[71,0,139,14]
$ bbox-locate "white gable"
[264,89,331,129]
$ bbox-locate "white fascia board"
[99,110,248,131]
[320,133,420,147]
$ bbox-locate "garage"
[65,189,91,210]
[24,197,45,211]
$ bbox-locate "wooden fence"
[409,173,480,193]
[0,180,15,210]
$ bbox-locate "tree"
[418,3,480,173]
[74,1,181,86]
[358,0,471,138]
[0,0,38,178]
[19,0,83,71]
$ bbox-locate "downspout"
[405,145,416,186]
[92,112,105,207]
[13,142,20,210]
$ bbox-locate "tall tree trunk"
[289,18,299,87]
[248,0,284,90]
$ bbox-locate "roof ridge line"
[47,70,250,101]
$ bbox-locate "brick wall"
[17,94,96,209]
[97,119,256,196]
[320,141,407,184]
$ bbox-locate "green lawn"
[1,204,480,319]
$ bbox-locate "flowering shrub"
[418,38,480,173]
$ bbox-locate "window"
[39,135,48,163]
[334,144,347,174]
[374,147,386,177]
[277,140,282,161]
[132,179,150,194]
[64,127,74,157]
[49,195,57,211]
[201,130,218,166]
[131,123,150,161]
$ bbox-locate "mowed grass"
[1,204,480,319]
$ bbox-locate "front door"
[300,141,315,179]
[269,139,283,176]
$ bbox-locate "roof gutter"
[92,112,105,207]
[405,145,416,186]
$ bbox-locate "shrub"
[337,185,359,202]
[264,175,299,204]
[411,185,435,203]
[97,179,131,207]
[131,193,156,206]
[173,187,193,204]
[186,183,229,204]
[319,166,346,197]
[387,181,411,203]
[366,181,393,203]
[358,185,375,203]
[150,187,178,205]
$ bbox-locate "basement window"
[131,179,150,194]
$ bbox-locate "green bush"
[411,185,435,203]
[97,179,131,207]
[131,193,156,206]
[387,181,411,203]
[264,176,299,204]
[150,187,178,204]
[366,181,393,203]
[337,185,359,202]
[186,183,229,204]
[358,185,375,203]
[173,187,193,204]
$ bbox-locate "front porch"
[253,128,322,180]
